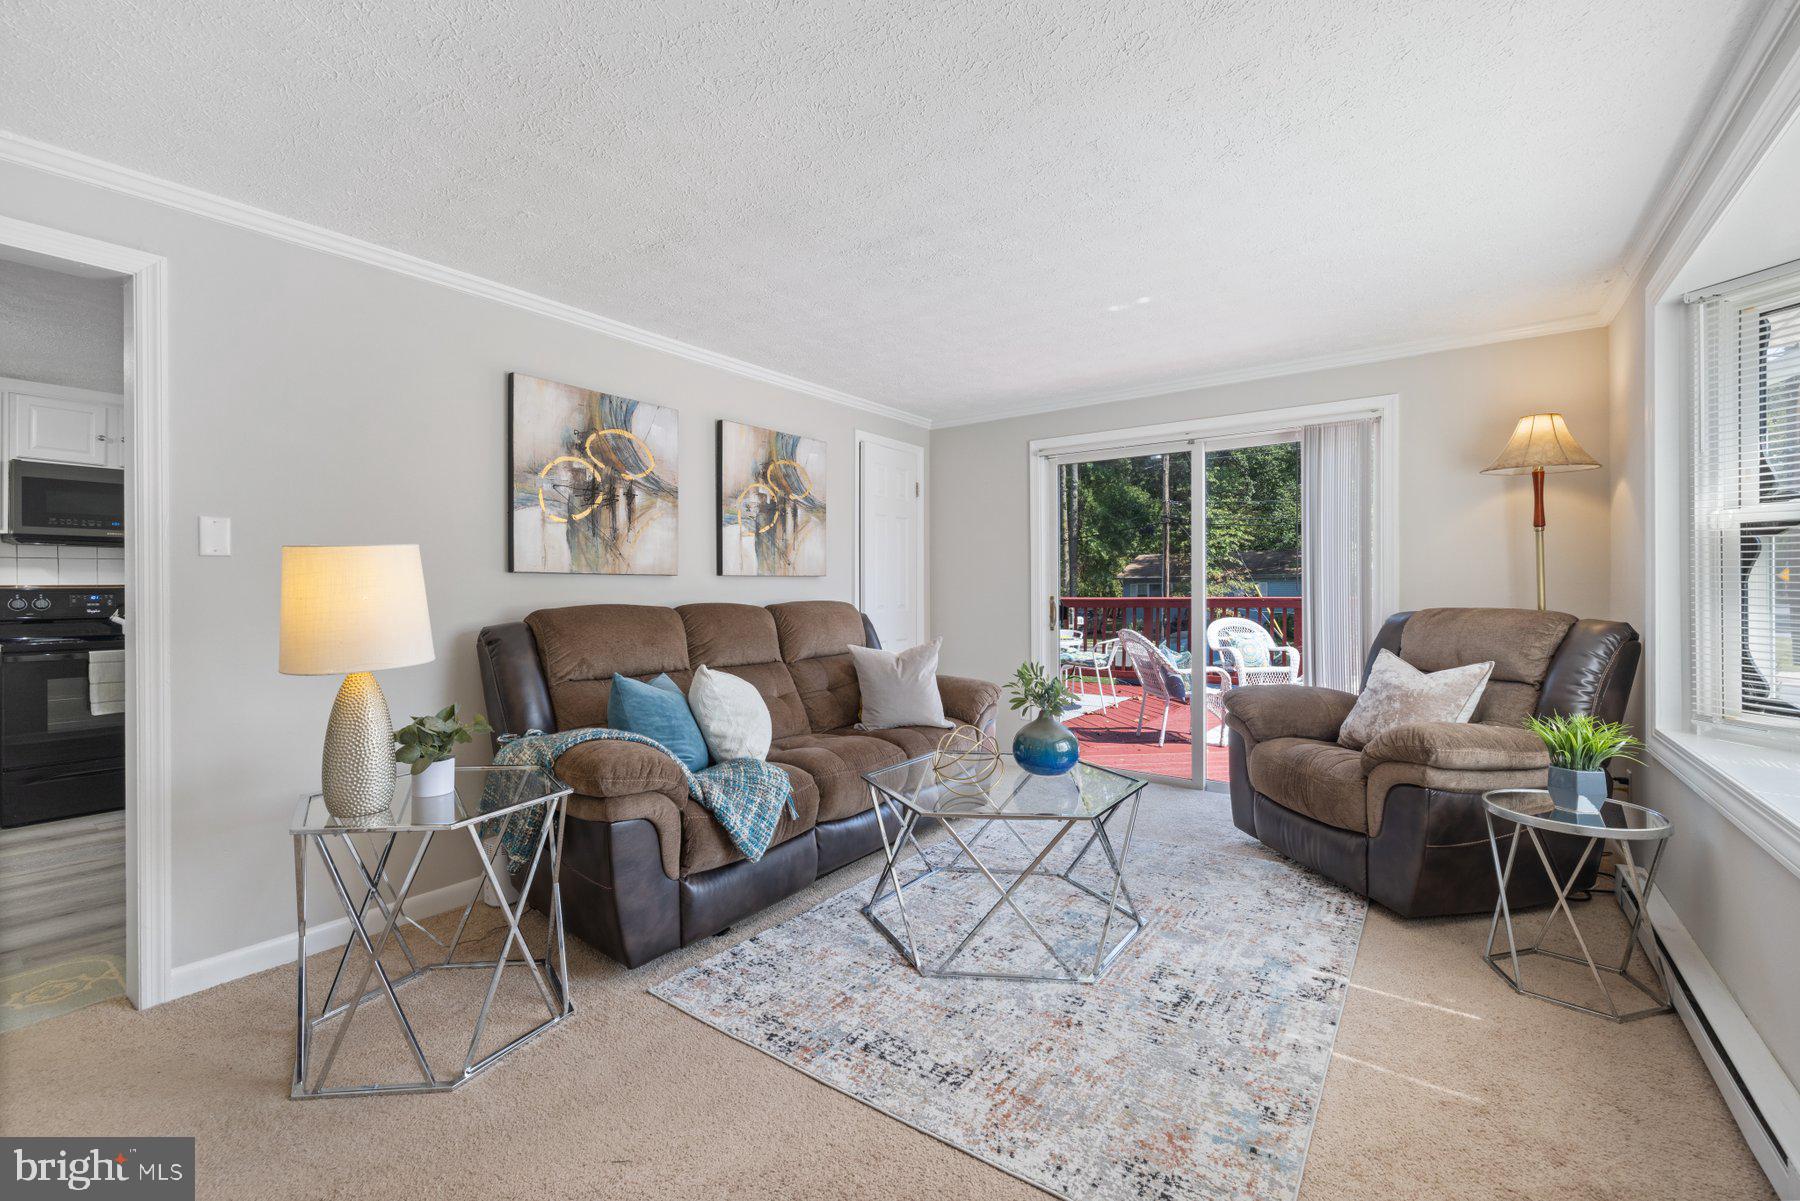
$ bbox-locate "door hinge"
[914,482,920,497]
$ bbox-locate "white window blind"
[1689,265,1800,736]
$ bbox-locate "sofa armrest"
[553,739,690,803]
[1222,685,1357,743]
[1359,722,1550,774]
[938,674,1000,733]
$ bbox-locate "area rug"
[652,823,1365,1201]
[0,953,125,1033]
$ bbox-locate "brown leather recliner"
[477,599,998,967]
[1222,608,1640,917]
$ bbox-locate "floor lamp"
[1481,414,1600,611]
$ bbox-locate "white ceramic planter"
[414,757,457,797]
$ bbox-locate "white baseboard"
[1622,874,1800,1197]
[166,875,483,1002]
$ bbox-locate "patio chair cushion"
[1247,736,1369,834]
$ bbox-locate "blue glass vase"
[1013,712,1079,776]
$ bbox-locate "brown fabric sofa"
[476,599,998,967]
[1223,608,1640,917]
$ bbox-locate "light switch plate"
[198,516,231,556]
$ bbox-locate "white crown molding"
[0,129,932,430]
[1599,0,1800,324]
[929,312,1606,430]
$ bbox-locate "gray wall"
[929,328,1613,735]
[0,257,125,392]
[0,160,927,972]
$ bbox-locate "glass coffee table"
[861,751,1148,983]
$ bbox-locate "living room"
[2,3,1797,1199]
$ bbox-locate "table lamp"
[1481,414,1600,610]
[280,545,435,818]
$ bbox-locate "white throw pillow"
[849,638,953,730]
[687,664,773,762]
[1338,649,1493,750]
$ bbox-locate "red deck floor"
[1063,678,1231,783]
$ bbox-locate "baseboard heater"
[1620,873,1798,1196]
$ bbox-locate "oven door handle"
[7,762,123,785]
[2,651,92,663]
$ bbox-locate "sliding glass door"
[1047,433,1303,788]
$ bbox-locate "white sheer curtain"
[1301,419,1379,692]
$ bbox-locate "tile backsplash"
[0,542,125,587]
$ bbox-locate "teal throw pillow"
[607,673,711,772]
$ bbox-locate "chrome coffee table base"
[1482,806,1672,1023]
[290,795,572,1098]
[861,791,1146,984]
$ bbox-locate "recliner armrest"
[1222,685,1356,743]
[1359,722,1549,773]
[938,674,1000,733]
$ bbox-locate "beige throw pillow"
[688,664,773,761]
[1338,649,1493,750]
[849,638,953,730]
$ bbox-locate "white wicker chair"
[1205,616,1299,688]
[1118,628,1230,747]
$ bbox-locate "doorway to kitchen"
[0,214,171,1013]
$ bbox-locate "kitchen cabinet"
[7,391,118,468]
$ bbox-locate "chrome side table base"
[861,789,1146,984]
[1482,807,1673,1023]
[291,795,572,1098]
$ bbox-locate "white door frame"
[0,215,173,1008]
[1028,394,1400,785]
[854,429,928,647]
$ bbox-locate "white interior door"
[858,434,925,650]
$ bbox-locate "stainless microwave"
[8,461,124,544]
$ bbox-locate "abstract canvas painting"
[717,420,827,576]
[509,373,679,574]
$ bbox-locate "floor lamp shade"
[1480,414,1599,611]
[281,545,435,818]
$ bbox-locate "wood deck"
[1064,679,1231,783]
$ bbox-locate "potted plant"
[394,704,492,797]
[1524,713,1642,809]
[1004,661,1081,776]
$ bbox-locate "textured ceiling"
[0,1,1770,423]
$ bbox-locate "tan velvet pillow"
[1338,649,1493,750]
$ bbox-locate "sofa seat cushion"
[767,731,907,822]
[856,724,952,759]
[1247,736,1370,834]
[679,761,821,876]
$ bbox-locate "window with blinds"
[1689,266,1800,735]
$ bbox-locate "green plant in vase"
[1004,661,1081,776]
[1524,713,1641,809]
[394,704,492,796]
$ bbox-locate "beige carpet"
[0,789,1773,1200]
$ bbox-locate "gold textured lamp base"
[322,671,396,819]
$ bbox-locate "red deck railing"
[1058,595,1301,658]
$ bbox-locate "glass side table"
[1481,788,1674,1022]
[289,766,573,1098]
[861,751,1148,983]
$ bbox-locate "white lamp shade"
[280,544,435,676]
[1480,413,1601,475]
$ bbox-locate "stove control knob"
[30,595,51,611]
[5,596,25,612]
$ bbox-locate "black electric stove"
[0,586,125,828]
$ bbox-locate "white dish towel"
[88,648,125,716]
